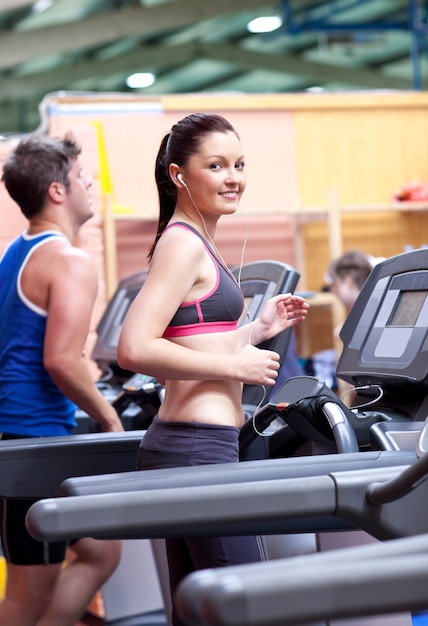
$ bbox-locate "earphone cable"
[251,385,280,437]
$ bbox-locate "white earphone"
[177,173,187,188]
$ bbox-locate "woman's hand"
[238,344,281,386]
[244,293,309,346]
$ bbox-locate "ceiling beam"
[0,38,412,105]
[1,0,32,10]
[199,43,412,89]
[0,0,270,70]
[0,43,197,100]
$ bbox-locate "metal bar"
[26,475,337,542]
[281,0,408,34]
[176,533,428,626]
[409,0,423,89]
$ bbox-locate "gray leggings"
[137,417,266,626]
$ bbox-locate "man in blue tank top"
[0,134,123,625]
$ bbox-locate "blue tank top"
[162,223,244,338]
[0,232,76,436]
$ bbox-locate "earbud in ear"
[177,173,187,188]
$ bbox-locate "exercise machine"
[0,430,144,498]
[0,430,166,625]
[26,406,428,542]
[27,248,428,626]
[174,420,428,626]
[26,412,428,626]
[176,533,428,626]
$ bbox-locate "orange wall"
[114,213,297,283]
[52,90,428,212]
[44,91,428,293]
[292,93,428,205]
[0,139,27,253]
[3,91,428,325]
[47,98,297,217]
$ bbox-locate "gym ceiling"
[0,0,427,134]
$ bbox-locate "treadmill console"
[337,249,428,392]
[232,260,299,330]
[92,270,147,372]
[233,261,297,328]
[231,261,300,407]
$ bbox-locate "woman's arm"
[117,231,283,387]
[239,293,309,347]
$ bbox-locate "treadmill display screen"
[238,280,274,326]
[91,271,147,366]
[336,251,428,389]
[388,290,427,327]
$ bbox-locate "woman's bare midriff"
[158,330,245,428]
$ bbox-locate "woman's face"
[181,130,246,218]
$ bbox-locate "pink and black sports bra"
[163,222,244,338]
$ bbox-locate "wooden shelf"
[289,195,428,291]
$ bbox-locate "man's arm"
[43,246,123,432]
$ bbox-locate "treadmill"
[26,249,428,625]
[174,421,428,626]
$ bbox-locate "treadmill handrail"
[0,431,146,498]
[60,450,413,496]
[176,533,428,626]
[27,474,336,542]
[321,401,359,453]
[366,450,428,504]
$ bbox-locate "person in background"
[0,134,123,626]
[327,249,374,312]
[326,249,375,400]
[118,112,309,626]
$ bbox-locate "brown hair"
[328,249,373,290]
[149,113,239,259]
[2,134,80,219]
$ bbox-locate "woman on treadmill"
[118,112,309,626]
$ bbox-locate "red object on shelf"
[393,181,428,202]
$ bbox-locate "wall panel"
[3,91,428,358]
